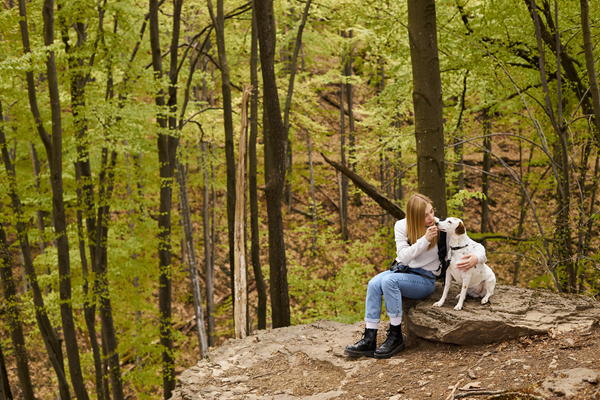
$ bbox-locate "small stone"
[468,370,477,379]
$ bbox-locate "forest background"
[0,0,599,399]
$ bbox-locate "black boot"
[344,328,377,358]
[374,324,404,359]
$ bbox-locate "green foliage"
[447,190,486,218]
[288,224,389,325]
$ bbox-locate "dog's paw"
[481,298,490,305]
[432,301,444,307]
[454,304,463,311]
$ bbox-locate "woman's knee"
[381,274,400,292]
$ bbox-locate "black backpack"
[436,231,450,282]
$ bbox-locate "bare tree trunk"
[29,143,47,255]
[207,0,236,310]
[249,11,267,330]
[234,87,251,338]
[254,0,291,328]
[94,146,124,400]
[513,142,535,286]
[149,0,182,396]
[377,59,387,228]
[282,0,313,209]
[579,0,600,145]
[178,161,209,356]
[210,143,217,342]
[481,109,492,246]
[60,8,106,397]
[201,142,215,345]
[0,339,13,400]
[453,72,468,198]
[343,30,361,207]
[339,72,349,241]
[0,224,34,400]
[306,127,318,253]
[584,153,599,257]
[407,0,447,217]
[322,154,405,220]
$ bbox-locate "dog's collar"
[450,244,469,251]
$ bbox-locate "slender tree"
[0,222,33,400]
[254,0,291,328]
[249,9,267,330]
[339,66,349,241]
[481,109,492,246]
[580,0,600,144]
[207,0,236,308]
[149,0,183,396]
[0,339,12,400]
[234,86,252,338]
[202,141,216,345]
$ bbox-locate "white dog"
[433,218,496,311]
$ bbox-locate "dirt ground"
[180,321,600,400]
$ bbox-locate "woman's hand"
[425,226,438,242]
[456,254,478,272]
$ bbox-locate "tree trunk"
[322,154,406,220]
[250,11,267,330]
[306,128,318,254]
[149,0,181,396]
[234,87,252,338]
[94,147,124,400]
[339,73,349,241]
[29,143,47,256]
[210,143,218,343]
[61,11,106,398]
[177,161,209,356]
[202,142,216,346]
[513,143,535,286]
[481,109,492,246]
[453,72,468,198]
[0,339,13,400]
[580,0,600,144]
[0,224,33,400]
[282,0,313,209]
[254,0,291,328]
[207,0,236,311]
[407,0,447,217]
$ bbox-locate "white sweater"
[394,219,487,274]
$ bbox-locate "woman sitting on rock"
[345,193,486,359]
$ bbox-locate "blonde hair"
[406,194,438,250]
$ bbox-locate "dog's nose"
[435,218,445,226]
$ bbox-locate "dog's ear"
[455,222,466,235]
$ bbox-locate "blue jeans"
[364,269,436,322]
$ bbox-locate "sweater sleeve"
[394,219,432,265]
[469,237,487,264]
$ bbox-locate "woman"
[345,194,486,359]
